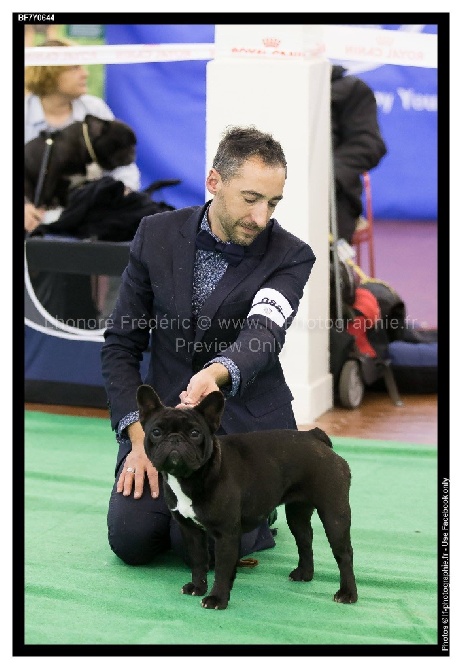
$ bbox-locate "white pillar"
[206,42,333,424]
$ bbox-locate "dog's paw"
[333,589,358,604]
[289,567,314,582]
[201,595,228,610]
[182,581,207,596]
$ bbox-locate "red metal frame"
[352,172,375,277]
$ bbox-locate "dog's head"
[85,114,137,169]
[136,385,225,478]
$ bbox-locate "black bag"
[359,278,406,342]
[31,176,175,242]
[329,254,356,321]
[351,261,438,393]
[329,327,356,384]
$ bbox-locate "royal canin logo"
[262,38,281,48]
[376,33,394,47]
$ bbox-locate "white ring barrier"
[24,43,216,65]
[24,26,437,68]
[24,247,105,341]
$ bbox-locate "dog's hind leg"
[285,502,315,582]
[317,506,358,603]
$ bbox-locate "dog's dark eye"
[190,429,200,438]
[151,428,162,438]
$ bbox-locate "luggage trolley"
[328,156,402,409]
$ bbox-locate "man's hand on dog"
[177,364,230,408]
[24,202,45,232]
[120,363,231,500]
[118,420,159,499]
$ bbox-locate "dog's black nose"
[169,450,180,466]
[164,449,190,477]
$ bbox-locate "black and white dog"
[24,113,137,208]
[137,385,358,610]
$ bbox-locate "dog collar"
[82,122,99,164]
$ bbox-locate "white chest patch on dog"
[247,288,293,327]
[165,474,204,527]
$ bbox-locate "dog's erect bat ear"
[136,385,164,427]
[84,113,109,137]
[194,391,225,434]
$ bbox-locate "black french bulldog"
[137,384,358,610]
[24,113,137,208]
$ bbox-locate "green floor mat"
[21,411,439,652]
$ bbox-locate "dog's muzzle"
[165,449,181,469]
[162,450,193,477]
[151,437,198,477]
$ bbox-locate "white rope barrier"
[24,26,437,68]
[24,43,216,65]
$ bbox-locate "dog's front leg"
[201,534,240,610]
[178,521,209,598]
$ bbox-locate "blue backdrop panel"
[105,24,437,220]
[355,25,437,219]
[105,24,214,209]
[25,325,150,406]
[25,326,106,386]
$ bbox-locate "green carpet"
[22,411,438,650]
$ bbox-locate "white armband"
[247,288,293,327]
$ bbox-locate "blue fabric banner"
[105,24,437,220]
[25,326,106,386]
[105,24,214,209]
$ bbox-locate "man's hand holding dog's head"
[177,363,231,408]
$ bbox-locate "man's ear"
[205,168,221,196]
[194,391,225,434]
[136,385,164,427]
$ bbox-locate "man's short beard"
[226,220,262,246]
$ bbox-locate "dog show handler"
[101,125,316,566]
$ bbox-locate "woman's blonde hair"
[25,38,80,96]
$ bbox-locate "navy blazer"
[101,202,316,437]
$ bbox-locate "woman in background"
[24,38,140,232]
[24,38,141,325]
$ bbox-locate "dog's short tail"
[311,427,333,449]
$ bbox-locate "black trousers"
[107,452,276,567]
[335,190,361,244]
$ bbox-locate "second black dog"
[24,113,137,208]
[137,384,358,610]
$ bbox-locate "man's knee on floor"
[107,524,170,565]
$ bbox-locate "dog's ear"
[84,113,108,137]
[194,391,225,434]
[136,385,164,427]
